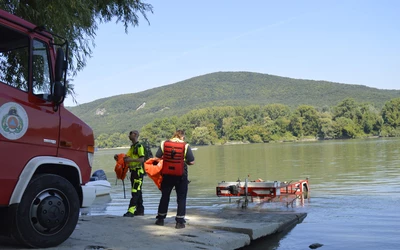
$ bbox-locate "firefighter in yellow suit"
[114,130,145,217]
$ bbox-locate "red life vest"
[162,140,187,176]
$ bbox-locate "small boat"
[217,178,309,197]
[216,177,309,207]
[87,169,112,197]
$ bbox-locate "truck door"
[0,23,60,205]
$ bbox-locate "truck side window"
[0,24,29,92]
[32,39,52,100]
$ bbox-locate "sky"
[64,0,400,107]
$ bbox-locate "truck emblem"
[0,102,29,140]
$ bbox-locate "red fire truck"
[0,9,96,248]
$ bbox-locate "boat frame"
[216,178,309,208]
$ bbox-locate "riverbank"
[0,207,306,250]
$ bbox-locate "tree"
[263,104,291,120]
[222,116,246,140]
[381,98,400,129]
[191,126,213,145]
[237,125,267,143]
[333,98,360,122]
[1,0,153,101]
[289,115,304,137]
[333,117,359,138]
[318,112,335,139]
[319,117,335,139]
[359,104,382,135]
[293,105,319,137]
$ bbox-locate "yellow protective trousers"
[127,168,144,214]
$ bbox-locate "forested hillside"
[67,71,400,143]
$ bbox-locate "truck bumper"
[81,185,96,207]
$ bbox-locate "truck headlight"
[87,145,95,168]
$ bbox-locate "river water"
[85,138,400,250]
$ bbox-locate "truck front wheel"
[11,174,80,248]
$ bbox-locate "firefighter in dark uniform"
[114,130,145,217]
[154,129,195,229]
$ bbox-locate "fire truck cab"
[0,9,96,248]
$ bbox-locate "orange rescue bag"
[114,153,129,181]
[144,158,163,190]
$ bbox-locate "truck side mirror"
[55,48,66,82]
[52,81,65,104]
[53,48,67,105]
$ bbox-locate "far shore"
[96,136,384,151]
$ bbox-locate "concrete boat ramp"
[0,207,306,250]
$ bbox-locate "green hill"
[66,71,400,137]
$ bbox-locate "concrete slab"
[188,207,307,240]
[0,208,306,250]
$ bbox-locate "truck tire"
[11,174,80,248]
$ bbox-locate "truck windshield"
[0,24,29,92]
